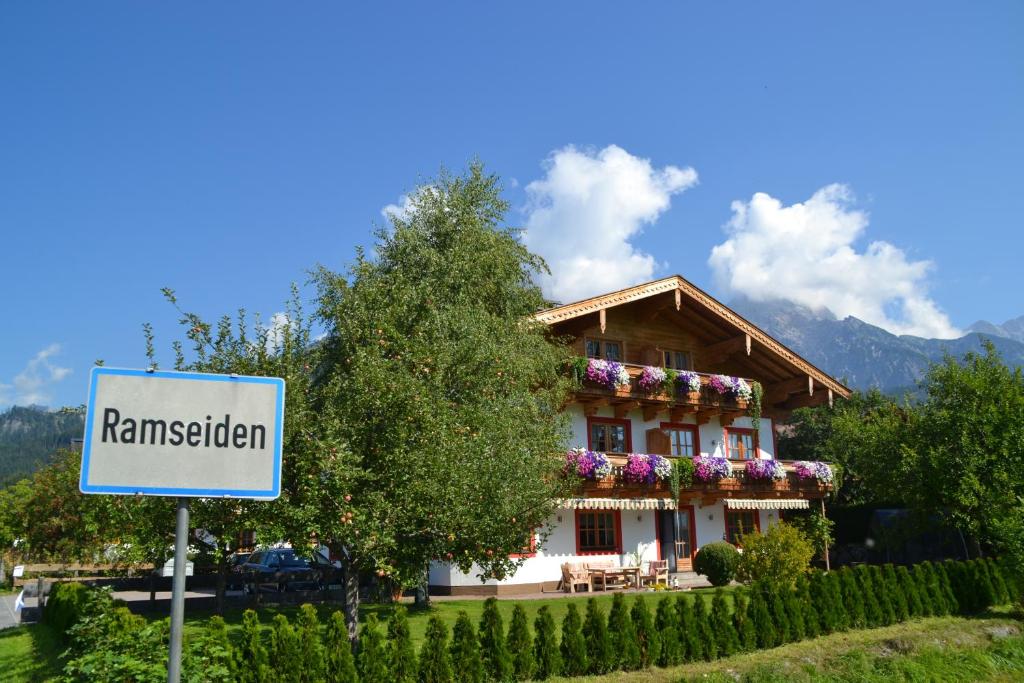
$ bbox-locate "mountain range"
[730,297,1024,395]
[0,405,84,486]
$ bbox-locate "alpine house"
[429,276,850,595]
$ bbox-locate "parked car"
[241,548,339,593]
[226,551,252,590]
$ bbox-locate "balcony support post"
[820,497,831,572]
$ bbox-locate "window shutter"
[646,427,671,455]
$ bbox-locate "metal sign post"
[167,498,190,683]
[79,368,285,683]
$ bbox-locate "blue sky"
[1,2,1021,409]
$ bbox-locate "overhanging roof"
[725,499,811,510]
[533,275,851,400]
[560,498,676,510]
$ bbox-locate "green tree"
[882,565,909,622]
[782,585,806,641]
[583,598,614,674]
[309,164,574,636]
[505,604,533,681]
[478,598,512,682]
[654,597,683,666]
[559,602,588,677]
[296,604,327,683]
[185,615,233,683]
[896,565,925,618]
[795,575,820,639]
[608,592,641,670]
[747,586,776,649]
[676,595,702,661]
[419,616,453,683]
[838,568,866,627]
[854,565,884,627]
[731,587,758,652]
[631,594,661,668]
[324,611,359,683]
[388,605,417,683]
[531,606,561,680]
[710,589,739,656]
[691,595,718,661]
[766,586,792,644]
[357,614,389,683]
[451,611,484,683]
[270,614,303,683]
[735,523,814,588]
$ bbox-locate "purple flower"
[565,448,612,480]
[693,456,733,482]
[623,453,655,484]
[585,359,631,390]
[793,460,834,484]
[637,366,667,393]
[676,371,702,394]
[744,459,786,481]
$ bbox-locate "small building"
[429,276,850,595]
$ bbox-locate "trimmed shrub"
[825,571,850,631]
[711,588,740,656]
[478,598,512,683]
[559,603,588,677]
[732,587,758,651]
[854,565,884,627]
[807,571,835,634]
[532,606,561,680]
[869,565,896,626]
[270,614,303,682]
[325,611,359,683]
[748,584,776,649]
[692,595,718,661]
[986,558,1011,604]
[766,586,792,644]
[896,565,925,618]
[795,575,819,639]
[934,561,960,614]
[631,594,661,668]
[583,598,614,674]
[419,616,454,683]
[506,604,534,681]
[608,592,641,670]
[45,581,90,639]
[186,615,234,683]
[675,595,702,662]
[694,542,741,587]
[782,585,805,641]
[388,605,418,683]
[972,559,998,609]
[838,568,866,628]
[655,597,683,667]
[358,614,390,683]
[296,604,326,683]
[235,609,271,683]
[736,523,815,588]
[882,565,909,622]
[451,610,484,683]
[913,563,940,615]
[924,561,953,615]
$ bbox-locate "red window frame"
[660,422,700,458]
[574,509,623,555]
[724,427,759,460]
[586,416,632,453]
[509,530,537,559]
[724,508,761,547]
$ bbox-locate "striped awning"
[560,498,677,511]
[725,499,810,510]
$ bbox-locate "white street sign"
[80,368,285,499]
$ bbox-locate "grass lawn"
[183,587,734,647]
[0,623,64,682]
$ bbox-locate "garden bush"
[296,604,326,683]
[608,592,641,671]
[451,610,484,683]
[631,594,661,668]
[582,598,614,674]
[559,603,588,677]
[270,614,302,681]
[654,597,682,666]
[325,611,359,683]
[694,541,740,586]
[506,604,534,681]
[736,523,814,587]
[388,605,417,683]
[419,615,454,683]
[478,597,511,682]
[691,595,718,661]
[235,610,270,683]
[675,594,702,662]
[711,588,740,656]
[732,587,758,651]
[357,613,389,683]
[45,581,90,639]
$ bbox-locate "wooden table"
[590,566,641,590]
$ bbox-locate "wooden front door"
[674,506,697,571]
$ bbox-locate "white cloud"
[264,312,291,352]
[708,184,961,338]
[0,343,72,407]
[522,145,698,303]
[380,194,416,222]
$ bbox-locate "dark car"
[226,551,252,590]
[241,548,338,593]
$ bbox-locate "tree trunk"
[343,559,360,644]
[415,563,430,607]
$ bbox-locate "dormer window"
[585,338,623,362]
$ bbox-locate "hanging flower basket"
[793,461,834,485]
[637,366,668,394]
[564,448,613,480]
[744,459,786,482]
[693,456,733,483]
[622,453,672,485]
[583,359,632,391]
[676,371,703,402]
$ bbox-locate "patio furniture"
[561,562,592,593]
[640,560,669,586]
[587,561,641,590]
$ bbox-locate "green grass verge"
[0,623,64,683]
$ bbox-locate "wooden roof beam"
[702,334,752,365]
[765,375,814,404]
[773,392,822,411]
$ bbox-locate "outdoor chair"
[640,559,669,586]
[586,559,625,591]
[560,562,592,593]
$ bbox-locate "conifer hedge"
[50,557,1019,683]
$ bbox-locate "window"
[588,417,631,453]
[663,349,692,370]
[510,530,537,559]
[585,338,623,362]
[576,510,622,554]
[660,422,699,458]
[725,427,758,460]
[725,509,760,546]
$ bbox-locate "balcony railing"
[572,361,753,410]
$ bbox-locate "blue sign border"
[80,367,285,499]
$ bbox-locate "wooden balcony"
[578,457,831,502]
[572,362,754,425]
